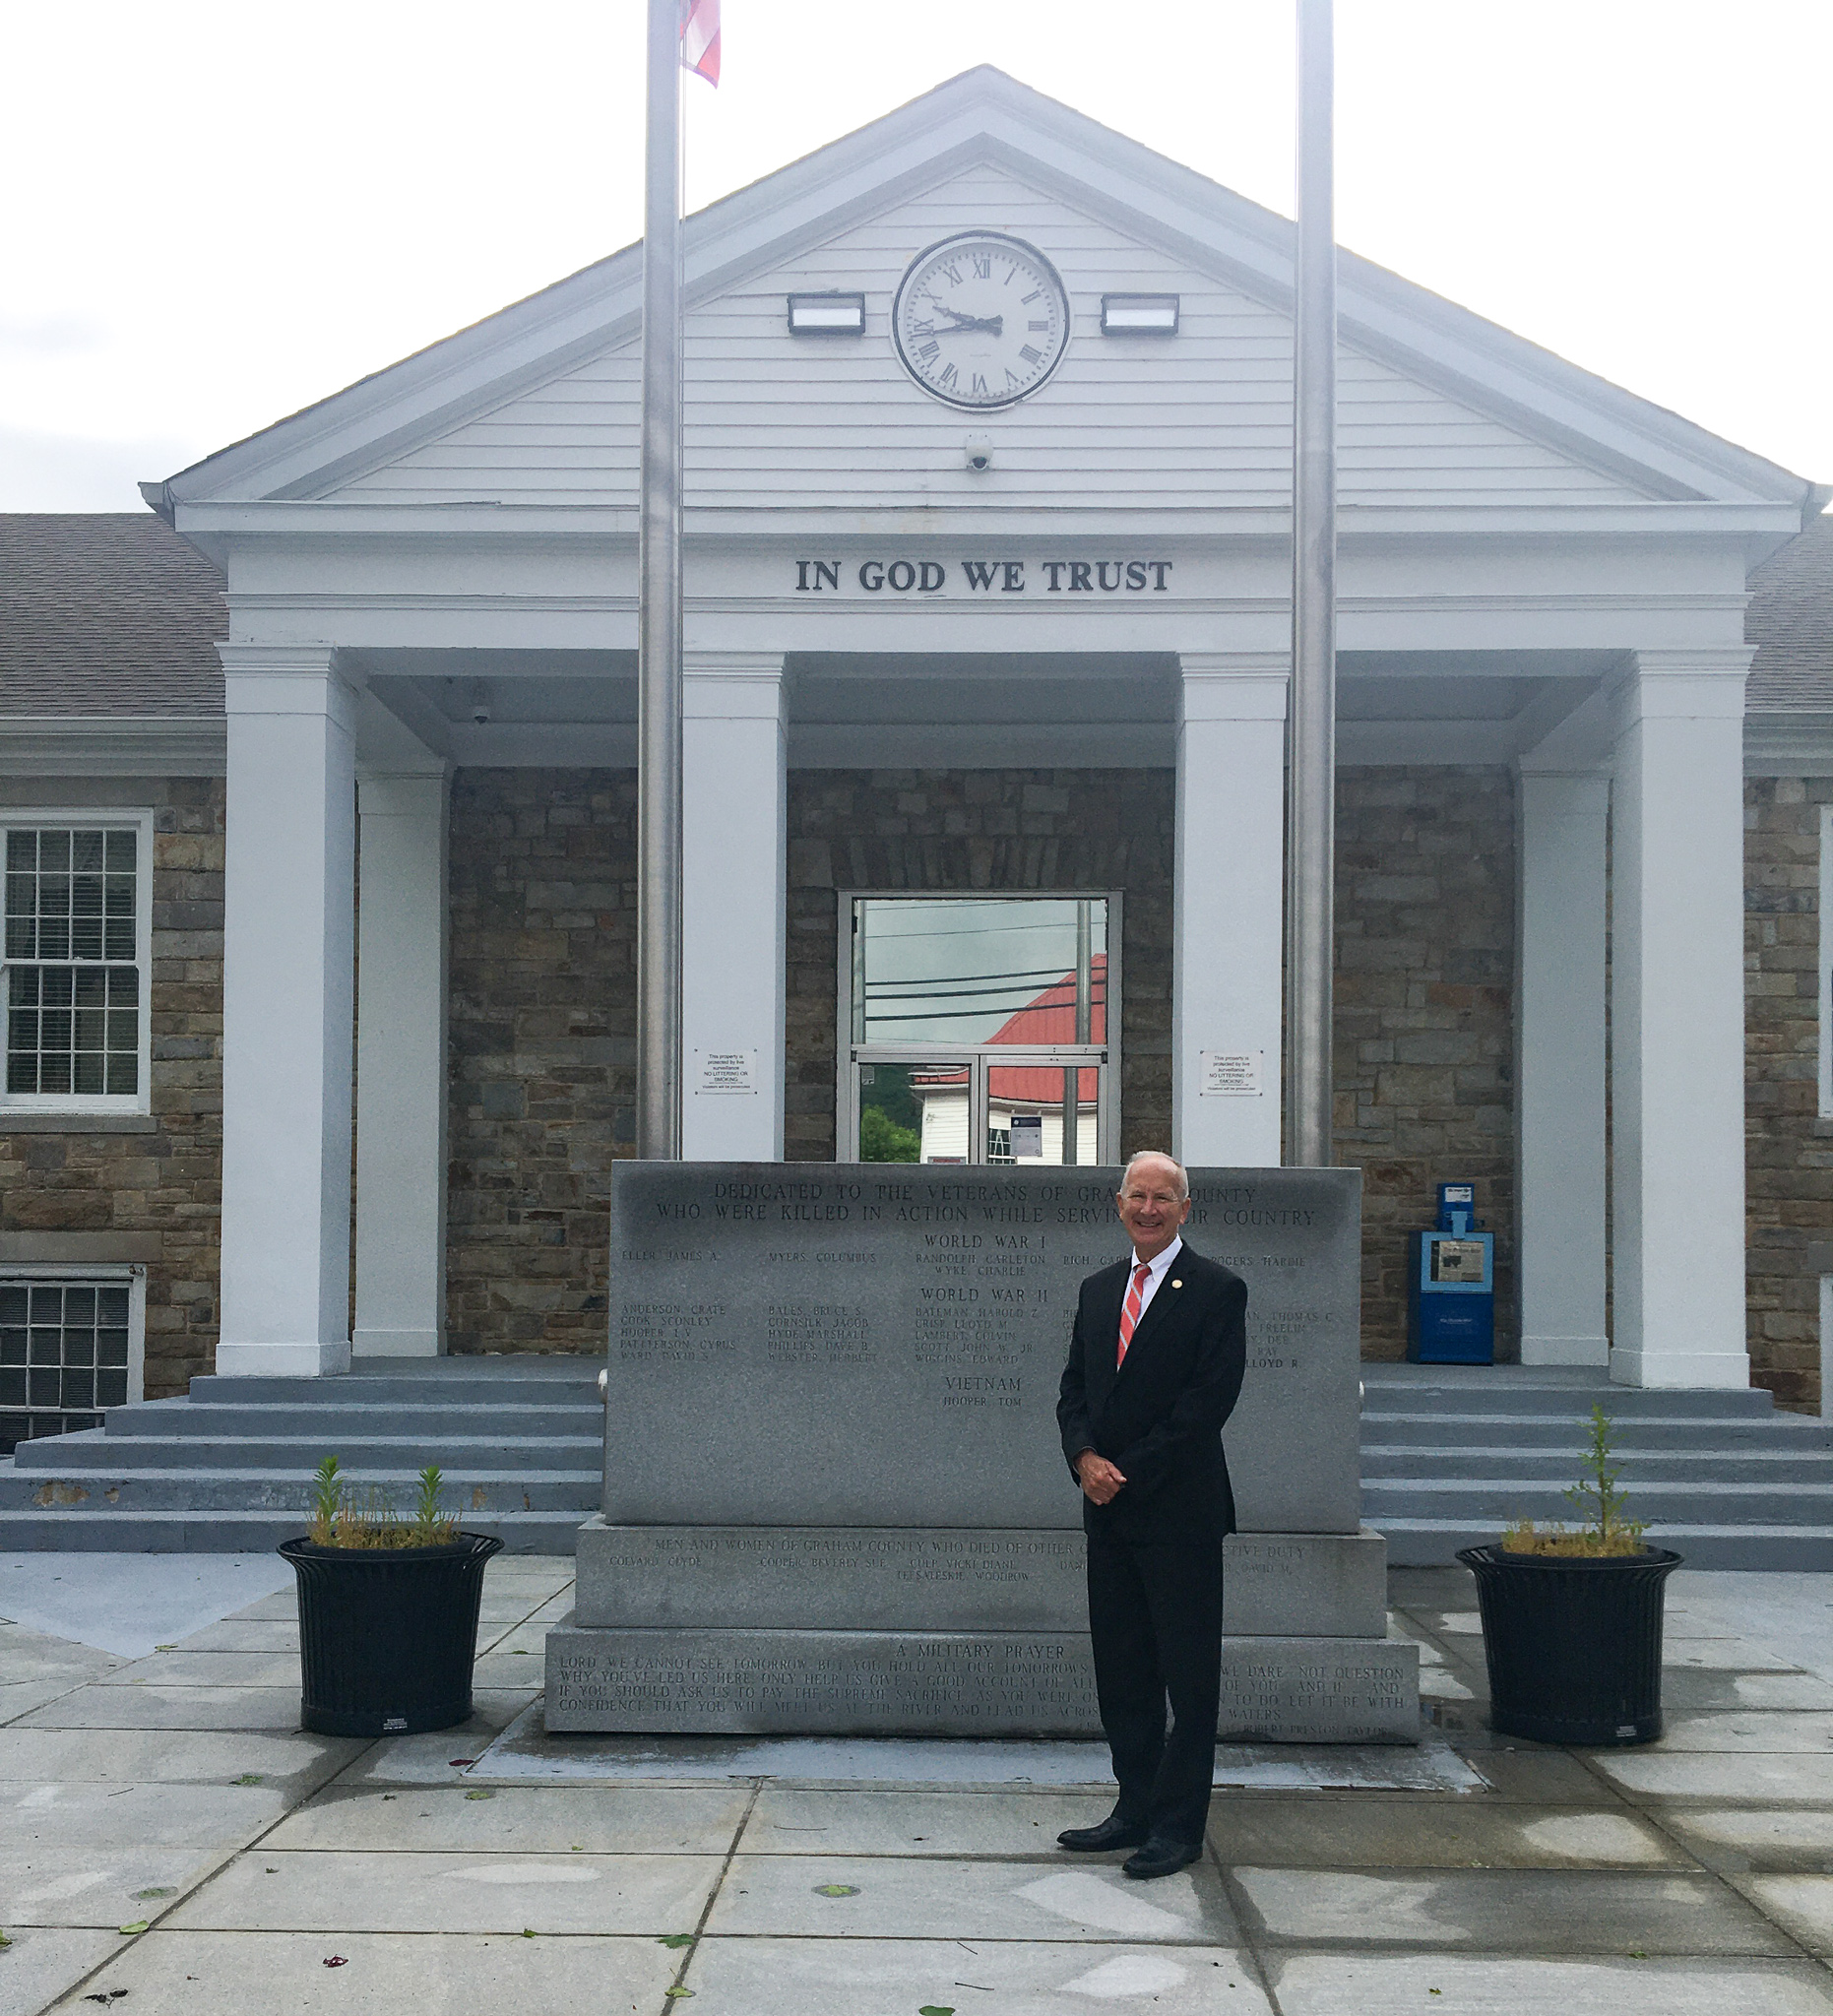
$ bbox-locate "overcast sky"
[4,0,1826,512]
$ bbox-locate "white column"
[218,644,359,1377]
[681,653,787,1160]
[352,753,450,1357]
[1515,767,1610,1365]
[1173,653,1289,1166]
[1610,647,1754,1388]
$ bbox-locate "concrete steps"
[1361,1444,1833,1484]
[2,1468,602,1513]
[0,1507,593,1553]
[0,1358,603,1554]
[1362,1365,1833,1570]
[7,1432,604,1473]
[8,1353,1832,1568]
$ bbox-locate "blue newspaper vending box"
[1407,1181,1494,1363]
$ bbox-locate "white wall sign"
[1010,1113,1043,1159]
[693,1049,758,1096]
[1198,1049,1263,1097]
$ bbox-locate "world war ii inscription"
[601,1162,1360,1534]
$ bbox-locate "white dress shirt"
[1125,1234,1183,1330]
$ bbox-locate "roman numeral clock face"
[892,231,1070,410]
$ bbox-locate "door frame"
[835,889,1123,1165]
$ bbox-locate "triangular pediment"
[321,160,1647,514]
[158,68,1809,516]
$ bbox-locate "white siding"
[917,1089,970,1164]
[330,166,1647,510]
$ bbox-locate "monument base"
[572,1517,1390,1640]
[543,1621,1419,1742]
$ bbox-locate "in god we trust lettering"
[793,559,1173,594]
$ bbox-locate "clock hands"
[931,306,1005,337]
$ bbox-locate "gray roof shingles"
[1746,512,1833,714]
[0,513,224,718]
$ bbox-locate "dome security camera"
[963,435,993,473]
[467,679,491,727]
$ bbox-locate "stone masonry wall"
[784,764,1518,1361]
[0,776,224,1398]
[0,765,1542,1377]
[1743,775,1831,1410]
[444,770,637,1355]
[1334,767,1517,1361]
[784,769,1176,1163]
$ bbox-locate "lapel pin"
[1171,1280,1182,1290]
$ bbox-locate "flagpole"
[1286,0,1337,1168]
[637,0,684,1161]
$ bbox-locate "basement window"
[0,1268,145,1455]
[2,816,151,1112]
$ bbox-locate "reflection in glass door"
[841,895,1118,1166]
[853,1058,969,1163]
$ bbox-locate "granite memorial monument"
[545,1162,1417,1739]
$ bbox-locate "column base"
[1520,1333,1611,1368]
[1611,1346,1749,1390]
[351,1327,442,1357]
[215,1340,352,1378]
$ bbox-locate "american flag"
[680,0,720,85]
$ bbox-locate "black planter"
[1456,1543,1681,1746]
[280,1532,503,1736]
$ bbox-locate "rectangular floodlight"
[788,291,865,335]
[1101,293,1180,335]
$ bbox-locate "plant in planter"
[1457,1406,1681,1747]
[279,1457,502,1737]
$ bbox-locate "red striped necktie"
[1117,1261,1151,1367]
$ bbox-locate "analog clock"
[892,231,1070,410]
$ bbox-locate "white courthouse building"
[4,68,1831,1461]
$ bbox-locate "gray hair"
[1119,1150,1189,1201]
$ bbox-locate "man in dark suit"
[1054,1150,1247,1879]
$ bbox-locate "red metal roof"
[911,956,1106,1104]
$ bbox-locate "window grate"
[3,826,141,1100]
[0,1279,132,1455]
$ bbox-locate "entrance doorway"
[838,894,1118,1166]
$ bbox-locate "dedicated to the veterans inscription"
[603,1163,1360,1533]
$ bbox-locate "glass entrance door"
[842,895,1116,1166]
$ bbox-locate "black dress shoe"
[1056,1812,1149,1853]
[1122,1836,1202,1880]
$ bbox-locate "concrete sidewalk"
[6,1559,1833,2013]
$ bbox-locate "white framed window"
[836,892,1122,1166]
[1821,806,1833,1119]
[0,1265,146,1453]
[2,810,153,1114]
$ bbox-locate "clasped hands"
[1075,1449,1127,1506]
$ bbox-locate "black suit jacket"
[1055,1243,1247,1547]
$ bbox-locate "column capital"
[1178,653,1290,724]
[357,770,450,818]
[1515,756,1611,782]
[219,642,363,728]
[683,651,788,679]
[683,652,788,721]
[1610,647,1755,732]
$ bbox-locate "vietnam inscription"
[603,1162,1360,1534]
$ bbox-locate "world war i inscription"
[602,1162,1361,1534]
